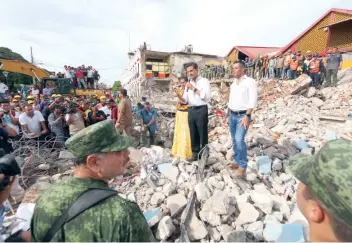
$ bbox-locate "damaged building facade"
[122,44,223,111]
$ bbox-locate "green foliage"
[112,80,121,92]
[0,47,28,62]
[0,47,32,91]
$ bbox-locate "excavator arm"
[0,58,50,81]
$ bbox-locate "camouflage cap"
[288,139,352,228]
[65,120,133,158]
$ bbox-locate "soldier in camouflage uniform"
[31,120,155,242]
[289,139,352,242]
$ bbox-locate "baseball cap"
[52,94,57,98]
[65,120,133,158]
[108,98,115,103]
[14,95,21,99]
[43,101,51,106]
[100,95,106,100]
[28,100,34,104]
[288,139,352,228]
[27,96,34,100]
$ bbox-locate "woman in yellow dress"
[172,77,193,160]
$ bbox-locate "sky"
[1,0,351,86]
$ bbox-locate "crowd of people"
[52,65,100,89]
[0,89,134,151]
[243,47,343,87]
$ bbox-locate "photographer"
[87,103,107,125]
[48,106,67,148]
[0,100,19,137]
[0,153,30,242]
[65,103,85,136]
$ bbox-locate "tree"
[112,81,121,92]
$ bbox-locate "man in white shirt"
[179,62,211,161]
[64,65,72,79]
[0,100,20,137]
[19,105,48,139]
[227,61,258,178]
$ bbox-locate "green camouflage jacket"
[31,177,155,242]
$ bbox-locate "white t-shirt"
[19,111,45,138]
[64,70,72,79]
[65,113,85,135]
[87,70,94,78]
[31,89,40,95]
[99,106,111,120]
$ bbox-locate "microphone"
[186,77,191,92]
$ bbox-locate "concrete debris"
[235,202,260,225]
[194,182,212,201]
[186,210,208,241]
[104,70,352,240]
[156,216,176,240]
[150,192,166,205]
[223,230,246,242]
[166,194,187,217]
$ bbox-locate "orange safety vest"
[309,60,320,73]
[263,59,269,67]
[290,60,299,70]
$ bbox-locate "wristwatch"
[246,113,251,118]
[193,88,198,92]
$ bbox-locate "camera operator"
[87,103,107,125]
[0,100,19,137]
[48,105,68,148]
[0,153,31,242]
[65,103,85,136]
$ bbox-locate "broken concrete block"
[217,224,233,237]
[263,223,304,242]
[274,211,284,222]
[306,87,316,97]
[272,158,282,171]
[199,210,222,226]
[257,156,272,174]
[246,221,264,241]
[186,210,208,241]
[202,191,230,215]
[150,192,166,205]
[207,227,221,241]
[235,202,260,225]
[156,216,176,240]
[166,193,187,217]
[250,190,274,214]
[264,214,281,224]
[163,182,176,196]
[159,163,179,183]
[194,182,212,201]
[223,230,246,242]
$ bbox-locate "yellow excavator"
[0,58,105,96]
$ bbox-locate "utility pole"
[30,46,36,84]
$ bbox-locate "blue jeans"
[229,112,250,169]
[309,73,320,87]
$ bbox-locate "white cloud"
[0,0,350,85]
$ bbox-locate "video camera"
[0,149,21,191]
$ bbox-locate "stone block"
[156,216,176,240]
[235,202,260,225]
[195,182,212,201]
[166,193,187,217]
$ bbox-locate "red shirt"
[76,70,84,78]
[111,106,118,124]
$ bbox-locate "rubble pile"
[112,69,352,242]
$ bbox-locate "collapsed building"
[122,43,224,112]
